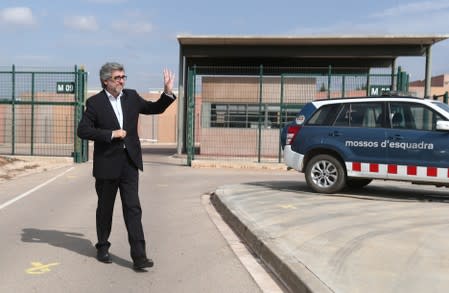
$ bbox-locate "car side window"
[333,102,383,128]
[389,102,445,131]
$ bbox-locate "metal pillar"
[177,48,185,155]
[391,58,396,91]
[424,46,432,98]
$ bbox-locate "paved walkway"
[212,180,449,293]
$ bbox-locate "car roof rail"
[380,90,418,98]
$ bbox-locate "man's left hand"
[163,69,175,95]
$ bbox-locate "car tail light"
[286,125,301,145]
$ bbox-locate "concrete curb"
[211,191,332,293]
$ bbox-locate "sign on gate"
[369,85,391,96]
[56,82,75,94]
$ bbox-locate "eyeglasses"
[111,75,127,81]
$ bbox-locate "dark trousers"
[94,150,146,261]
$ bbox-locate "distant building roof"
[410,74,449,87]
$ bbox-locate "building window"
[204,103,301,129]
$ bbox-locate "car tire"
[305,154,346,193]
[346,178,372,188]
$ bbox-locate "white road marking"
[0,167,75,210]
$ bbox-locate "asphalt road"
[0,147,297,293]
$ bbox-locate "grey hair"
[99,62,125,88]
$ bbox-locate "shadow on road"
[245,180,449,203]
[20,228,133,269]
[141,145,184,166]
[141,145,177,155]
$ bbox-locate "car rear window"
[307,104,340,126]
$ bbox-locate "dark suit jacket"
[77,89,175,179]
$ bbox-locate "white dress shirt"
[105,89,123,129]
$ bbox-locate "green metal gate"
[0,65,88,162]
[186,65,410,165]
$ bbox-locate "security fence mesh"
[0,66,87,160]
[186,65,409,165]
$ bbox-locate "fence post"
[396,66,401,92]
[397,66,411,93]
[73,65,88,163]
[278,74,285,163]
[258,65,263,163]
[186,68,192,166]
[405,73,410,93]
[11,64,15,155]
[327,65,332,99]
[73,65,81,163]
[366,72,371,96]
[186,65,196,166]
[81,67,89,162]
[192,66,196,162]
[31,72,35,155]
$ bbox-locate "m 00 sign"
[369,85,391,96]
[56,82,75,94]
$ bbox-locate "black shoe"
[97,248,112,263]
[133,258,154,270]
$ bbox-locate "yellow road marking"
[26,262,60,275]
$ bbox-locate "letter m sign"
[369,85,391,96]
[56,82,75,94]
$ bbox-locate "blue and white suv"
[282,95,449,193]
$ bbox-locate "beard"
[107,84,123,96]
[115,84,124,92]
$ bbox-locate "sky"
[1,0,449,92]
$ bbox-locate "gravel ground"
[0,155,74,182]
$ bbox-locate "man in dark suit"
[77,62,176,270]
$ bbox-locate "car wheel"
[305,154,346,193]
[346,178,372,188]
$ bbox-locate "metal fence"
[186,65,409,165]
[0,65,88,162]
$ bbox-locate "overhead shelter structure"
[176,35,449,155]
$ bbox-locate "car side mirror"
[436,120,449,131]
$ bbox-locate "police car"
[282,95,449,193]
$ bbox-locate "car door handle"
[329,131,342,137]
[388,134,404,140]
